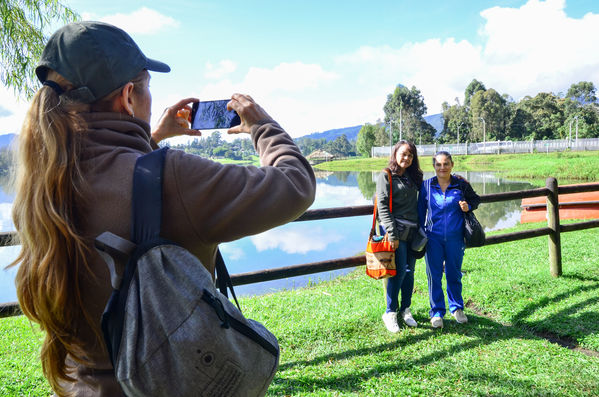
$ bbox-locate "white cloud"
[6,0,599,141]
[0,85,28,135]
[479,0,599,99]
[250,225,343,254]
[335,39,482,115]
[157,0,599,138]
[0,203,14,232]
[242,62,339,94]
[97,7,179,34]
[219,244,245,261]
[314,182,372,208]
[205,60,237,80]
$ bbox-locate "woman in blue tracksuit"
[417,151,480,328]
[376,140,423,333]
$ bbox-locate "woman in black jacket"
[375,141,423,333]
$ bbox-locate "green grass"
[315,151,599,182]
[2,224,598,396]
[213,154,260,166]
[0,318,47,396]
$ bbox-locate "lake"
[0,170,536,303]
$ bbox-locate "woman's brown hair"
[9,70,146,395]
[388,140,423,186]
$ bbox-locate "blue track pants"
[424,235,465,317]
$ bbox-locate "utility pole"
[479,116,486,152]
[388,121,392,154]
[399,100,403,142]
[457,121,463,146]
[569,115,579,147]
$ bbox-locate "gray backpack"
[95,147,279,397]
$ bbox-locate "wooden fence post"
[546,177,562,277]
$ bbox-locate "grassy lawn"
[315,151,599,183]
[213,154,260,166]
[2,223,598,396]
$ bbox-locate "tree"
[356,124,377,157]
[295,137,327,155]
[415,120,437,144]
[1,1,79,98]
[515,93,564,140]
[469,88,509,141]
[383,85,428,144]
[372,122,390,146]
[464,79,486,107]
[325,134,353,157]
[441,101,470,143]
[506,106,535,140]
[566,81,597,104]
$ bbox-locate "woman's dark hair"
[389,140,423,186]
[433,150,453,165]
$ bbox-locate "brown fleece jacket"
[58,112,315,396]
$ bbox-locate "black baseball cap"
[36,21,170,103]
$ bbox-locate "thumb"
[227,125,245,134]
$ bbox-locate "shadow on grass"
[273,315,575,396]
[510,278,599,344]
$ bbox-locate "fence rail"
[2,179,599,318]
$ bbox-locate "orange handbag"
[365,169,396,279]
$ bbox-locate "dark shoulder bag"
[456,177,485,247]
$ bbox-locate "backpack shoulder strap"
[131,147,169,244]
[215,250,241,309]
[133,147,241,310]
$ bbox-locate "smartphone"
[190,100,241,130]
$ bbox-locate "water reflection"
[0,170,536,302]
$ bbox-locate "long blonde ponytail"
[10,76,93,395]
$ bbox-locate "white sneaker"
[382,312,400,333]
[401,308,418,327]
[431,316,444,329]
[452,309,468,324]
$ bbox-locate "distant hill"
[0,134,16,148]
[298,125,362,142]
[424,114,444,137]
[298,114,444,142]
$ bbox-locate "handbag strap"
[372,168,393,235]
[132,148,241,310]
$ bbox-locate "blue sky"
[1,0,599,139]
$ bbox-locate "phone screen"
[190,100,241,130]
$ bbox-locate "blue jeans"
[424,235,465,317]
[384,240,416,313]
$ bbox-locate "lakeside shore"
[314,151,599,183]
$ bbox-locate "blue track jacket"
[418,175,481,240]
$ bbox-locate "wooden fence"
[1,178,598,318]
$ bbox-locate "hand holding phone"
[190,100,241,130]
[151,98,201,143]
[225,94,274,135]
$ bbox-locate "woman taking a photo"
[375,140,423,333]
[418,151,480,328]
[10,21,315,396]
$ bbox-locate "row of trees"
[168,132,256,161]
[357,79,599,157]
[295,134,356,157]
[167,131,359,160]
[440,80,599,143]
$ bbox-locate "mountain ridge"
[298,113,444,142]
